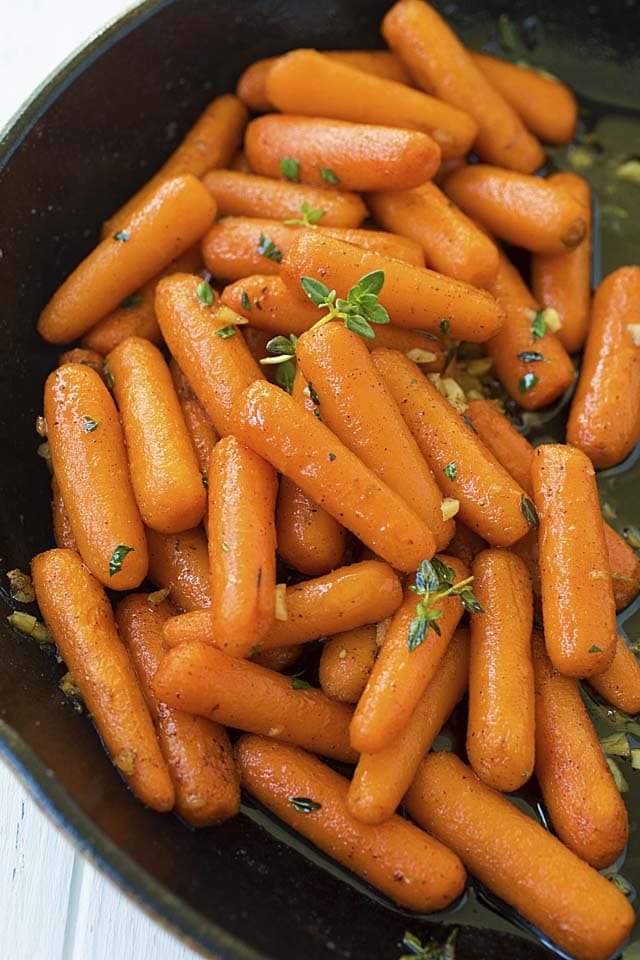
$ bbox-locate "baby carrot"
[371,349,531,546]
[221,275,322,336]
[208,436,277,657]
[202,170,367,226]
[231,379,436,572]
[58,347,104,374]
[266,49,476,160]
[531,443,617,677]
[32,549,174,811]
[154,641,357,762]
[296,322,452,550]
[444,164,587,254]
[251,646,302,672]
[567,266,640,468]
[105,94,247,233]
[467,550,534,792]
[532,632,628,869]
[382,0,544,172]
[154,273,263,436]
[169,360,219,475]
[348,626,469,825]
[318,626,378,704]
[117,595,240,826]
[237,736,465,911]
[367,181,500,288]
[469,52,578,145]
[50,476,77,551]
[446,521,486,569]
[280,232,504,342]
[38,175,216,344]
[589,635,640,715]
[406,752,635,960]
[350,557,468,755]
[108,337,206,534]
[244,114,441,192]
[44,364,148,590]
[146,527,211,612]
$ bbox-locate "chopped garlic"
[274,583,288,621]
[441,498,460,521]
[148,587,170,605]
[406,348,437,364]
[7,569,36,603]
[616,160,640,184]
[627,324,640,347]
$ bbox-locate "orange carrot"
[50,476,77,551]
[318,626,378,704]
[154,641,357,762]
[117,595,240,825]
[39,175,216,344]
[221,275,322,336]
[567,266,640,468]
[589,635,640,715]
[251,646,302,672]
[446,520,486,569]
[169,359,219,475]
[245,115,441,192]
[145,527,211,612]
[32,549,173,811]
[405,752,635,960]
[58,347,104,374]
[531,443,617,677]
[382,0,544,172]
[44,363,148,590]
[237,736,465,911]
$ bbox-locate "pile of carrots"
[19,2,640,958]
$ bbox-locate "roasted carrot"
[38,175,216,344]
[154,641,357,762]
[367,181,499,288]
[371,350,531,546]
[350,557,468,754]
[44,364,148,590]
[531,443,617,677]
[231,379,436,571]
[348,626,469,825]
[467,550,534,792]
[146,526,211,612]
[116,595,240,826]
[58,347,104,374]
[266,49,476,159]
[108,337,206,534]
[251,646,302,672]
[444,164,587,254]
[169,359,219,475]
[567,266,640,468]
[589,635,640,715]
[32,549,173,811]
[318,626,378,704]
[365,326,446,372]
[280,232,504,342]
[237,736,465,911]
[244,115,441,192]
[50,476,77,551]
[446,520,486,569]
[154,273,263,436]
[405,752,635,960]
[221,275,322,336]
[532,632,628,869]
[382,0,544,172]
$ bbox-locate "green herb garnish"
[590,645,603,653]
[518,372,539,393]
[497,13,517,52]
[241,290,252,311]
[319,167,340,185]
[103,363,114,390]
[284,201,326,227]
[400,928,458,960]
[121,293,143,309]
[202,474,208,488]
[407,558,482,652]
[289,797,321,813]
[439,319,451,336]
[82,416,100,432]
[291,675,312,690]
[517,351,545,363]
[300,270,390,340]
[215,325,236,339]
[109,544,134,577]
[259,334,298,394]
[531,310,548,342]
[520,495,539,528]
[258,233,283,263]
[196,280,216,306]
[113,230,130,242]
[443,461,457,482]
[280,156,300,181]
[327,452,337,461]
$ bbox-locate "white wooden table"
[1,3,202,957]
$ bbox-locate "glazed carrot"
[318,626,378,704]
[58,347,104,374]
[350,557,468,754]
[405,752,635,960]
[589,635,640,715]
[251,646,302,672]
[469,52,578,145]
[276,369,347,576]
[231,380,436,571]
[116,595,240,826]
[532,632,628,869]
[467,550,534,792]
[348,626,469,825]
[531,172,592,353]
[444,164,587,254]
[38,176,216,344]
[208,436,277,657]
[44,364,147,590]
[242,326,273,365]
[382,0,544,172]
[154,273,263,436]
[202,170,367,226]
[50,476,77,551]
[367,326,446,372]
[531,443,617,677]
[32,549,173,811]
[486,252,575,410]
[567,266,640,468]
[231,150,252,172]
[163,560,403,652]
[237,736,466,911]
[105,94,247,233]
[604,526,640,610]
[146,527,211,612]
[446,520,486,569]
[245,115,441,192]
[280,232,504,342]
[169,359,219,475]
[154,642,357,762]
[367,182,500,288]
[108,337,206,534]
[221,275,322,336]
[266,49,477,159]
[296,322,452,550]
[371,350,531,546]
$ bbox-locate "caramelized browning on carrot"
[146,526,211,611]
[318,626,378,704]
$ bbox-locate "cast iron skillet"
[1,2,639,957]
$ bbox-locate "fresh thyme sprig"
[300,270,390,340]
[400,928,458,960]
[284,202,326,227]
[407,557,482,652]
[259,334,298,393]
